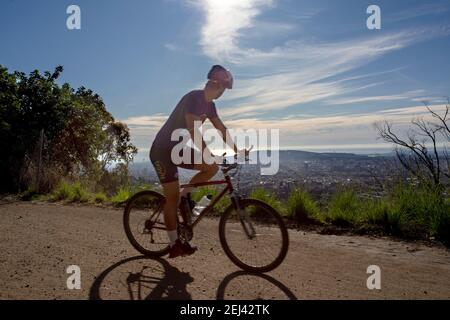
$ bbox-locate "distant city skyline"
[1,0,449,158]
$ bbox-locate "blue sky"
[1,0,449,159]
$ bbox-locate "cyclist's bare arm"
[209,116,239,154]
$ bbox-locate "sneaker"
[168,239,198,259]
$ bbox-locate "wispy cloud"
[164,43,179,51]
[188,0,275,62]
[191,0,447,65]
[325,90,425,106]
[135,1,450,154]
[218,30,442,117]
[124,114,168,127]
[411,96,450,104]
[220,104,448,132]
[287,8,323,21]
[124,104,449,152]
[240,20,296,40]
[187,0,449,119]
[388,3,450,23]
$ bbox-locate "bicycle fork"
[231,193,256,239]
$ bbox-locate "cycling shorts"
[149,145,201,184]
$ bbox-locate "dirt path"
[0,202,449,300]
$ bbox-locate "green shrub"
[424,187,450,244]
[312,182,449,245]
[333,182,448,241]
[387,183,430,238]
[20,187,39,201]
[362,199,388,224]
[51,181,74,201]
[324,189,362,227]
[111,186,131,206]
[249,188,286,216]
[287,188,321,223]
[70,182,90,203]
[93,192,108,204]
[435,199,450,245]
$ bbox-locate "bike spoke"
[124,192,170,256]
[220,199,288,272]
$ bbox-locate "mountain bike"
[123,155,289,273]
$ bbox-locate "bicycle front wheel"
[123,190,170,257]
[219,198,289,273]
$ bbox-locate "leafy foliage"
[0,65,137,192]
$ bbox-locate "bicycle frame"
[180,174,236,229]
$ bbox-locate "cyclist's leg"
[179,163,219,197]
[150,146,180,245]
[161,179,197,256]
[150,145,198,257]
[178,147,219,197]
[157,171,197,256]
[161,181,179,231]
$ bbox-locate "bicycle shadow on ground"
[216,271,298,300]
[89,256,297,300]
[89,256,194,300]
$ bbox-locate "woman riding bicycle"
[150,65,249,258]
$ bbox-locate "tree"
[0,66,21,191]
[0,65,71,191]
[375,100,450,188]
[0,65,138,192]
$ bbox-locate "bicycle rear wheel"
[123,190,170,257]
[219,198,289,273]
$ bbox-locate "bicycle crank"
[178,223,194,242]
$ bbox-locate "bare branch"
[375,114,445,187]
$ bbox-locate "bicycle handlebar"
[219,162,238,174]
[218,152,250,175]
